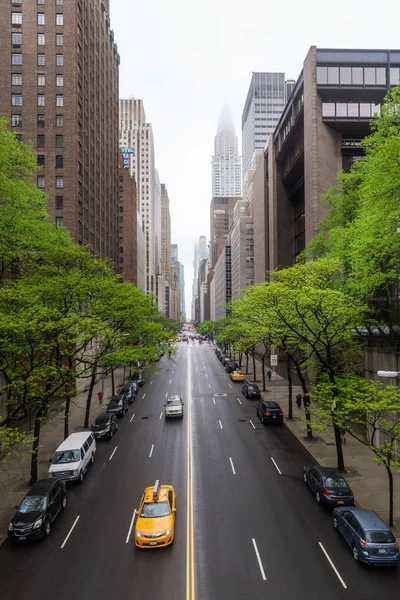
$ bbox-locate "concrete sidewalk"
[0,368,127,545]
[238,354,400,531]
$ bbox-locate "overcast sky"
[110,0,400,316]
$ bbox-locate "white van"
[49,431,96,484]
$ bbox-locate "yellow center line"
[186,348,195,600]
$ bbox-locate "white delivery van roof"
[54,431,93,452]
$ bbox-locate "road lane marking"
[149,444,154,458]
[208,383,211,388]
[229,457,236,475]
[125,510,137,544]
[236,396,242,405]
[186,343,195,600]
[271,457,282,475]
[172,370,174,374]
[166,392,168,398]
[60,516,80,549]
[229,383,232,388]
[219,420,223,429]
[205,373,208,377]
[109,446,117,461]
[159,412,163,419]
[249,420,256,429]
[252,539,266,581]
[130,413,135,422]
[213,398,216,404]
[142,393,146,400]
[318,542,347,589]
[150,381,153,385]
[169,379,172,384]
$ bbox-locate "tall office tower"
[154,170,162,278]
[161,184,171,284]
[242,72,293,182]
[171,244,178,263]
[212,108,242,198]
[191,240,199,321]
[179,263,185,320]
[0,0,120,263]
[119,98,156,295]
[210,196,238,267]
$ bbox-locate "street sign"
[271,371,277,382]
[270,354,278,366]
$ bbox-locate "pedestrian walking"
[267,369,272,382]
[340,429,347,445]
[296,393,302,409]
[97,391,103,405]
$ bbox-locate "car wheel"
[61,494,67,511]
[352,545,359,562]
[109,429,114,439]
[78,471,84,484]
[90,453,95,464]
[333,516,338,530]
[303,471,308,484]
[44,519,51,537]
[315,491,321,504]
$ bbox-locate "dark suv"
[131,371,145,387]
[91,412,119,439]
[119,382,137,404]
[106,394,129,417]
[8,479,67,542]
[242,383,261,399]
[226,362,240,374]
[257,400,284,424]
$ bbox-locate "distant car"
[226,362,240,373]
[119,382,137,404]
[303,466,354,506]
[215,348,221,357]
[230,370,245,382]
[164,395,184,419]
[106,394,128,417]
[333,507,399,566]
[91,412,119,440]
[218,354,227,363]
[256,400,284,424]
[135,480,177,548]
[131,371,145,387]
[8,479,67,542]
[242,383,261,399]
[222,357,232,366]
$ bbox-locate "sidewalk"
[239,355,400,531]
[0,368,127,545]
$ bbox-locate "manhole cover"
[214,393,227,397]
[141,416,149,420]
[238,419,246,422]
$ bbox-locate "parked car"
[242,383,261,399]
[222,357,232,366]
[226,362,240,373]
[91,412,118,440]
[119,382,137,404]
[106,394,129,417]
[48,431,96,484]
[230,370,245,382]
[303,465,354,506]
[333,507,399,566]
[256,400,284,424]
[8,478,67,542]
[131,371,145,387]
[215,348,221,357]
[164,395,184,419]
[218,354,227,363]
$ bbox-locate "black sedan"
[242,383,260,399]
[257,400,284,424]
[91,412,118,439]
[106,394,128,417]
[303,465,355,507]
[226,362,240,373]
[119,382,137,404]
[8,479,66,542]
[131,371,145,387]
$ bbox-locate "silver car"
[164,395,184,419]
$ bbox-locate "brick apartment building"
[118,161,138,285]
[0,0,120,264]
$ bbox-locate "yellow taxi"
[135,480,176,548]
[230,369,245,382]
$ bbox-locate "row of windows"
[12,33,63,46]
[12,93,64,106]
[322,102,381,118]
[317,66,387,86]
[37,155,64,168]
[12,73,64,86]
[11,114,63,128]
[12,53,63,66]
[12,12,64,25]
[12,0,64,4]
[37,134,64,147]
[37,176,64,188]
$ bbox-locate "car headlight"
[72,469,79,476]
[136,531,143,537]
[33,518,43,529]
[49,471,54,477]
[162,528,172,535]
[8,522,13,531]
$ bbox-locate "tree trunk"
[252,351,257,382]
[287,357,293,420]
[261,354,266,391]
[111,367,115,396]
[123,366,126,383]
[329,372,345,472]
[245,351,249,374]
[64,356,74,440]
[30,400,47,485]
[238,352,243,369]
[294,364,313,439]
[386,464,394,527]
[84,364,97,429]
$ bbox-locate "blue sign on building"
[121,147,135,169]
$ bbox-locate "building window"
[56,54,63,66]
[364,68,375,85]
[37,176,45,189]
[12,53,22,65]
[37,33,45,46]
[56,0,64,4]
[12,73,22,85]
[12,12,22,25]
[11,114,22,127]
[56,74,63,86]
[56,135,63,147]
[37,74,45,86]
[37,0,45,4]
[56,176,63,188]
[56,14,63,26]
[37,135,45,148]
[37,155,45,167]
[56,114,63,127]
[37,13,45,25]
[37,53,45,66]
[12,33,22,46]
[56,196,64,209]
[37,114,45,127]
[11,93,22,106]
[56,34,63,46]
[56,155,63,168]
[56,94,63,106]
[12,0,22,4]
[37,94,45,106]
[352,67,363,85]
[390,67,400,86]
[55,217,64,228]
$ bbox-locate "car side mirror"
[49,457,52,463]
[172,508,177,512]
[135,509,139,515]
[182,403,184,406]
[15,505,20,510]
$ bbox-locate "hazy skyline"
[110,0,400,316]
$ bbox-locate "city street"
[0,343,399,600]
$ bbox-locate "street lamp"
[377,370,400,378]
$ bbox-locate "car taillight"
[323,490,331,497]
[350,491,354,497]
[395,540,399,549]
[264,411,270,416]
[360,539,369,549]
[278,411,283,416]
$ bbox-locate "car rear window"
[249,386,258,391]
[325,476,348,489]
[365,530,396,544]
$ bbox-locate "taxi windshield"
[140,501,170,518]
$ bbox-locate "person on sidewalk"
[296,393,302,409]
[97,391,103,405]
[267,369,272,382]
[340,429,347,445]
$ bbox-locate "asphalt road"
[0,342,399,599]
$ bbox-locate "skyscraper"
[119,98,156,296]
[212,108,242,198]
[0,0,120,264]
[242,73,294,182]
[161,184,171,284]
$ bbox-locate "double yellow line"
[186,349,195,600]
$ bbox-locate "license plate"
[97,435,101,439]
[378,548,387,554]
[19,536,26,541]
[272,416,276,418]
[149,541,157,546]
[337,501,344,505]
